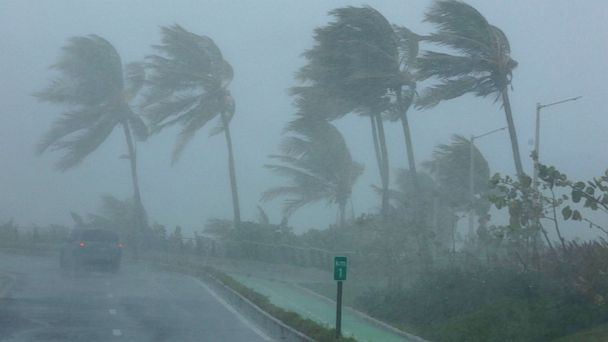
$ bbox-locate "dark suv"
[60,229,123,271]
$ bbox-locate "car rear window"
[81,230,118,242]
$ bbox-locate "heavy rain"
[0,1,607,341]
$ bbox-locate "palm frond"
[418,0,518,109]
[148,24,232,91]
[416,51,489,81]
[144,24,235,157]
[393,25,420,69]
[256,205,270,225]
[423,134,490,208]
[35,35,123,107]
[295,6,401,114]
[53,113,118,171]
[424,0,493,56]
[415,76,478,109]
[263,117,362,218]
[35,104,112,155]
[170,101,218,163]
[124,62,146,102]
[208,95,235,137]
[34,35,141,170]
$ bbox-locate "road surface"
[0,252,272,342]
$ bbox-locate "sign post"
[334,256,347,338]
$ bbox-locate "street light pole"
[469,135,475,238]
[468,127,507,239]
[533,96,582,190]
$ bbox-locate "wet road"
[0,253,271,342]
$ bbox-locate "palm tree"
[143,25,241,225]
[262,117,363,228]
[34,35,148,232]
[416,0,522,176]
[390,25,422,184]
[425,135,492,244]
[292,6,406,217]
[424,135,490,211]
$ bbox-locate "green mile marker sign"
[334,256,347,281]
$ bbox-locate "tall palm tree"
[416,0,523,176]
[390,25,422,184]
[34,35,148,232]
[425,135,492,244]
[424,135,490,211]
[292,6,405,217]
[143,25,241,225]
[262,117,363,228]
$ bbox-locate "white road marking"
[109,309,117,315]
[188,276,274,342]
[112,329,122,336]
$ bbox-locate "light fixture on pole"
[468,127,507,239]
[533,96,582,190]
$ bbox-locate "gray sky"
[1,1,607,239]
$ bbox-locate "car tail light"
[79,241,86,248]
[117,243,124,248]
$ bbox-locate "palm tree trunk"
[122,121,147,255]
[397,91,418,181]
[338,201,346,229]
[220,112,241,226]
[375,115,390,218]
[400,113,418,175]
[370,115,383,181]
[501,90,524,177]
[398,94,433,270]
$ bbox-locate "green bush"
[355,258,608,342]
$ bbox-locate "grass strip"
[154,258,357,342]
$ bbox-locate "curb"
[292,283,429,342]
[150,261,315,342]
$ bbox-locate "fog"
[2,2,608,341]
[1,0,606,238]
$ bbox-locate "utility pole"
[468,127,507,239]
[533,96,582,190]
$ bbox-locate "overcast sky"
[1,1,606,239]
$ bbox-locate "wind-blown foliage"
[34,35,148,232]
[417,0,523,176]
[88,195,138,233]
[34,35,147,170]
[262,117,363,227]
[425,135,490,211]
[292,6,422,218]
[144,24,241,225]
[293,6,401,116]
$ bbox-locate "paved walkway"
[227,272,416,342]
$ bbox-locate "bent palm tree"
[143,25,241,225]
[416,0,523,176]
[34,35,148,232]
[424,135,490,211]
[262,117,363,228]
[292,6,402,217]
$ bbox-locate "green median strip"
[229,273,414,342]
[150,259,357,341]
